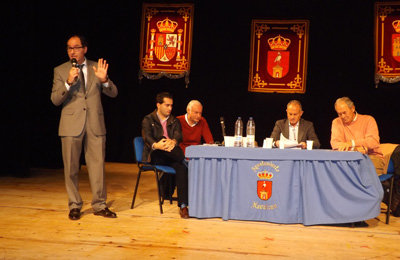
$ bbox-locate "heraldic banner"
[139,3,194,86]
[248,20,309,93]
[375,2,400,86]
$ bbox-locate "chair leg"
[169,174,174,204]
[131,170,142,209]
[155,170,164,214]
[158,172,166,205]
[386,175,394,224]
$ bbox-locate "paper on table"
[280,133,302,148]
[203,143,219,146]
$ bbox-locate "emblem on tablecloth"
[257,170,273,201]
[251,161,279,210]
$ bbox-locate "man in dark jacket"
[141,92,189,218]
[270,100,320,149]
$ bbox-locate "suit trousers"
[61,120,107,211]
[151,146,188,207]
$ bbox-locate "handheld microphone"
[220,116,226,137]
[71,58,79,68]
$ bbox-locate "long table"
[186,146,383,225]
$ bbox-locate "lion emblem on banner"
[154,18,178,62]
[147,17,185,63]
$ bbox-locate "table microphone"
[220,116,226,137]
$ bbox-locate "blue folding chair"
[380,159,395,224]
[130,136,176,214]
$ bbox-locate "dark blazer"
[270,118,320,149]
[141,110,183,162]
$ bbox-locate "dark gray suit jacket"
[270,118,320,149]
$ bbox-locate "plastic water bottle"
[246,117,255,148]
[234,117,243,147]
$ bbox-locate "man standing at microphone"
[51,35,118,220]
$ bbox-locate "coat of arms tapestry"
[248,20,309,93]
[139,3,194,87]
[375,2,400,87]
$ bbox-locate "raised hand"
[93,58,109,83]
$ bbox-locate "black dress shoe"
[68,208,81,220]
[352,221,368,227]
[94,207,117,218]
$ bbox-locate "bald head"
[286,100,303,126]
[187,100,202,111]
[186,100,203,125]
[287,100,302,110]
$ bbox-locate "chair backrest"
[380,159,395,182]
[134,136,145,163]
[387,159,395,174]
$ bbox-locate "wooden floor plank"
[1,162,400,259]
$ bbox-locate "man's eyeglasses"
[67,46,84,51]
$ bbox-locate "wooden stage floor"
[1,162,400,259]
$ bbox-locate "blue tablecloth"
[186,146,384,225]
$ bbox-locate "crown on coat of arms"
[257,170,273,179]
[268,35,291,50]
[157,18,178,33]
[393,20,400,33]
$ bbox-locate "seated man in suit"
[270,100,320,149]
[330,96,384,175]
[141,92,189,218]
[177,100,214,155]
